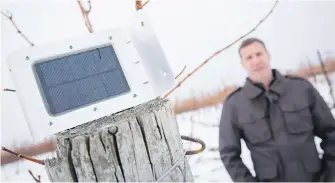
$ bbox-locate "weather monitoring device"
[6,11,175,141]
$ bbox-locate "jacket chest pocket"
[238,113,272,144]
[280,102,314,134]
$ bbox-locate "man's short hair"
[238,38,267,57]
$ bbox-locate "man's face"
[240,42,271,81]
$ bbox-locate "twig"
[28,170,41,182]
[135,0,142,10]
[1,138,56,165]
[317,50,335,107]
[77,0,94,33]
[210,157,221,161]
[188,117,195,160]
[194,156,220,164]
[1,147,45,165]
[208,147,218,152]
[1,10,34,46]
[141,0,151,8]
[162,0,279,98]
[3,88,16,92]
[175,65,187,79]
[193,120,219,128]
[193,174,200,179]
[307,57,317,83]
[135,0,151,10]
[210,165,224,173]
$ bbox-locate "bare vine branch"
[307,57,317,83]
[135,0,142,10]
[163,0,279,98]
[317,50,335,107]
[192,120,219,128]
[77,0,94,33]
[187,117,196,160]
[1,147,45,165]
[208,147,218,152]
[135,0,151,10]
[1,10,34,46]
[3,88,16,92]
[28,170,41,182]
[175,65,187,79]
[210,165,225,173]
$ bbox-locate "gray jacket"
[219,69,335,182]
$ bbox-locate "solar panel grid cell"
[34,45,130,115]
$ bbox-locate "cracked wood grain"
[44,98,193,182]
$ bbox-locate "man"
[218,38,335,182]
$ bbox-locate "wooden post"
[44,98,194,182]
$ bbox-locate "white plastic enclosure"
[6,11,175,141]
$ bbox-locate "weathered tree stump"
[44,98,194,182]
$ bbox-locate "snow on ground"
[2,73,334,182]
[176,73,335,182]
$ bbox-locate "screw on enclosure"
[108,126,118,134]
[93,107,97,111]
[69,45,73,49]
[126,40,131,44]
[49,122,53,126]
[134,61,140,64]
[143,81,149,84]
[109,36,112,40]
[3,88,16,92]
[141,21,144,27]
[133,94,137,98]
[26,56,29,60]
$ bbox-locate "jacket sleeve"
[218,100,256,182]
[309,84,335,182]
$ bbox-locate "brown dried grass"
[173,58,335,114]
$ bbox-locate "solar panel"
[33,45,130,115]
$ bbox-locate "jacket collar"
[243,69,284,99]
